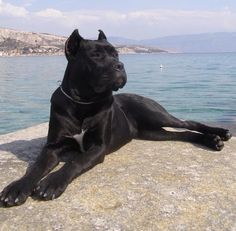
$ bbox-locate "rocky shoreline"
[0,45,166,57]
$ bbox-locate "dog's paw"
[210,128,232,141]
[32,173,68,201]
[218,129,232,141]
[204,134,224,151]
[0,180,32,207]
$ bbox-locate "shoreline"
[0,52,64,58]
[2,51,236,58]
[0,51,167,58]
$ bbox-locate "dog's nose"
[113,62,124,71]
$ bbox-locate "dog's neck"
[59,85,92,104]
[60,84,112,105]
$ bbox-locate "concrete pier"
[0,123,235,230]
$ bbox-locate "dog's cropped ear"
[98,29,107,41]
[65,29,84,60]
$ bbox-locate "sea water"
[0,53,235,135]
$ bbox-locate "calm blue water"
[0,53,236,135]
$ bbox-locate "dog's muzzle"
[112,61,127,91]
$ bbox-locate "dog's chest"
[73,129,87,152]
[69,114,101,153]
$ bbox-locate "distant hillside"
[110,32,236,53]
[0,28,166,56]
[0,28,66,56]
[141,32,236,53]
[1,28,236,55]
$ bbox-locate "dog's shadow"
[0,137,46,164]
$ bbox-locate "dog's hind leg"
[136,109,231,149]
[121,95,232,142]
[161,116,232,141]
[137,128,224,151]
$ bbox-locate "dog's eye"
[91,52,102,58]
[113,52,119,58]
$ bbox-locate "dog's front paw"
[32,173,69,201]
[0,179,32,207]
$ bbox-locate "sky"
[1,0,236,39]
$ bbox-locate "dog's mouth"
[112,79,126,91]
[112,72,127,91]
[112,86,120,91]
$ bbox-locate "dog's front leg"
[0,145,59,207]
[32,145,106,201]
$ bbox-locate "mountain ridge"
[109,32,236,53]
[0,28,166,56]
[1,28,235,55]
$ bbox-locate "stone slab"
[0,123,235,231]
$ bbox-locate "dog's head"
[64,29,127,98]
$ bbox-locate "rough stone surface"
[0,123,236,231]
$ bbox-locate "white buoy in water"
[160,64,164,69]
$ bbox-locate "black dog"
[0,29,232,207]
